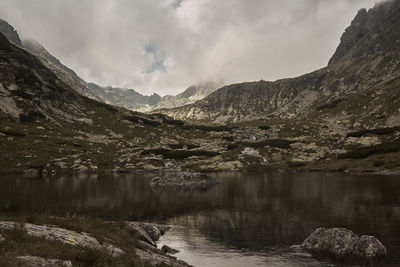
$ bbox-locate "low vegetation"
[346,126,400,137]
[338,139,400,159]
[0,216,154,267]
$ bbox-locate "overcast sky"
[0,0,384,95]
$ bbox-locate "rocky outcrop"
[124,221,170,247]
[17,256,72,267]
[149,171,219,191]
[0,221,124,257]
[302,228,387,264]
[161,245,180,255]
[135,248,188,267]
[0,19,22,46]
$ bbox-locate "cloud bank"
[0,0,383,95]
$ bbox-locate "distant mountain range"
[87,81,221,112]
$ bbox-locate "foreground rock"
[135,248,188,267]
[161,245,180,255]
[17,256,72,267]
[302,228,386,264]
[0,221,123,257]
[124,221,170,247]
[149,171,219,191]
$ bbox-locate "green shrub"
[141,148,171,155]
[163,150,220,159]
[373,161,385,167]
[288,161,307,168]
[347,126,400,137]
[1,130,25,137]
[179,125,233,132]
[258,125,270,130]
[164,119,184,126]
[124,116,161,126]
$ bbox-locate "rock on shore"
[149,171,219,191]
[302,228,387,264]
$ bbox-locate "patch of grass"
[316,99,345,111]
[0,216,155,267]
[378,55,393,68]
[179,125,233,132]
[287,161,307,168]
[346,126,400,137]
[1,130,25,137]
[338,139,400,159]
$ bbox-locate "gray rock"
[0,234,5,242]
[0,221,123,257]
[161,245,180,255]
[150,171,219,191]
[135,248,189,267]
[17,256,72,267]
[23,168,39,177]
[354,235,387,260]
[302,228,359,259]
[140,223,170,242]
[124,222,157,246]
[302,228,387,264]
[124,221,170,246]
[71,164,89,173]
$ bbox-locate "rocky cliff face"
[22,39,100,101]
[0,33,87,122]
[159,0,400,124]
[0,19,100,101]
[0,19,21,46]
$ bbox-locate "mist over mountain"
[161,0,400,125]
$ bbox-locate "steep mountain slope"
[0,33,239,175]
[22,39,100,100]
[0,19,99,100]
[160,0,400,124]
[0,19,21,46]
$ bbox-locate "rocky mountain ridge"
[159,0,400,125]
[88,81,220,112]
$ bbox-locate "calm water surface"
[1,172,400,266]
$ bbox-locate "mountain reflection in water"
[0,172,399,266]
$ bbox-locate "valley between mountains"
[1,1,400,177]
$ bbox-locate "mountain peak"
[0,19,22,46]
[329,0,400,65]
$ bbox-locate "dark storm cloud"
[0,0,385,95]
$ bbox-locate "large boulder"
[354,235,387,260]
[302,228,359,259]
[149,171,219,191]
[302,228,387,264]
